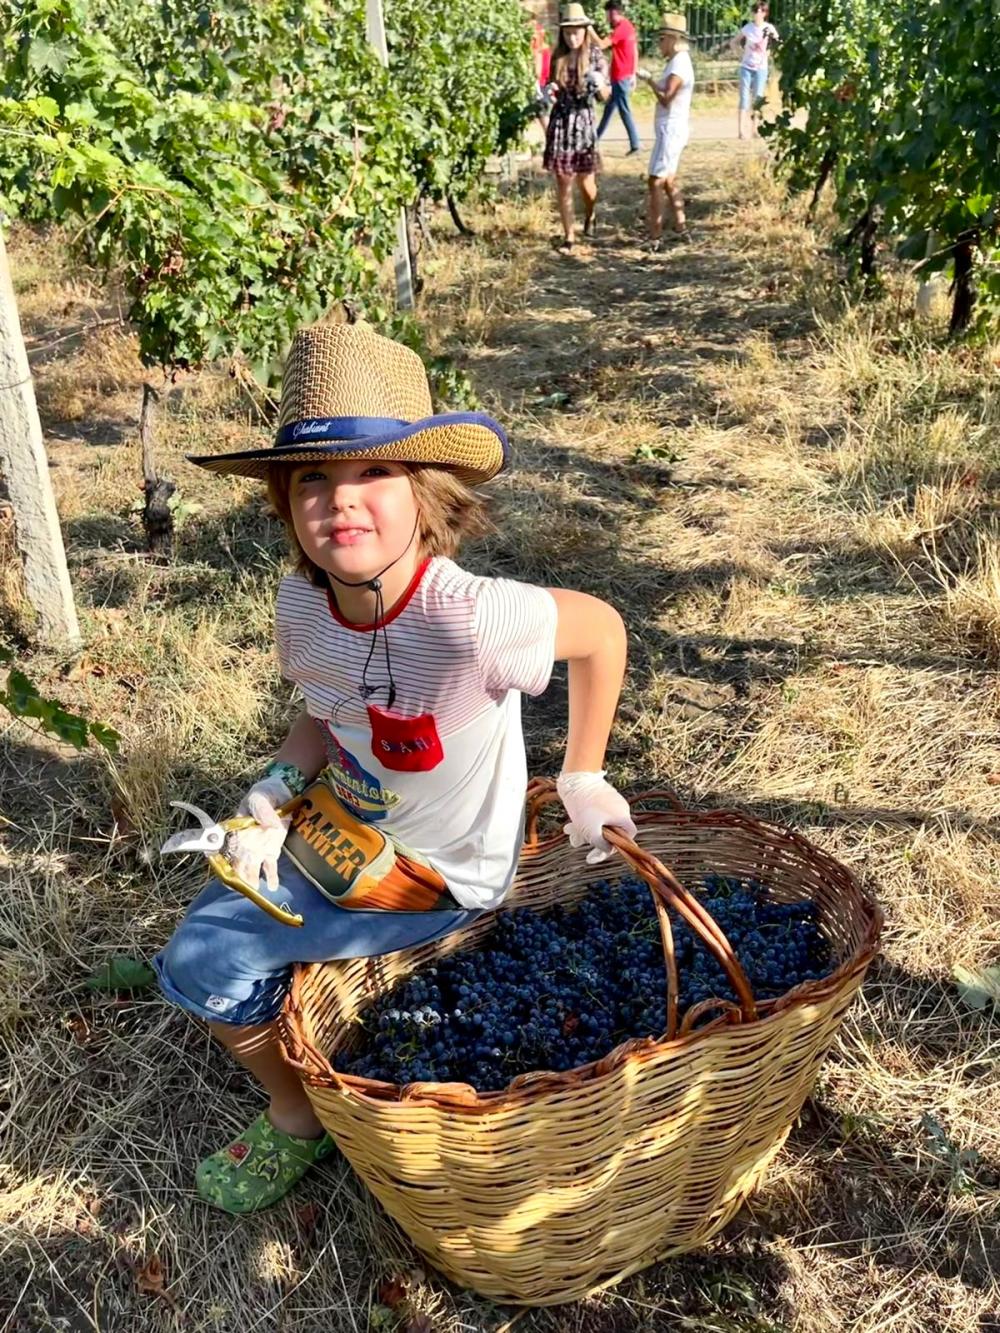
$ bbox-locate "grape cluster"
[338,875,831,1092]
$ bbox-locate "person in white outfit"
[638,13,694,251]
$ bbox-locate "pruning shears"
[160,800,304,928]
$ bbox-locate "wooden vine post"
[0,226,80,647]
[365,0,414,311]
[138,382,175,560]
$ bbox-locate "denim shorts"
[154,853,482,1026]
[739,64,768,110]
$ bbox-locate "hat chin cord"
[327,516,421,711]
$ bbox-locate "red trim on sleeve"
[324,557,432,632]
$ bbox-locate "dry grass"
[0,503,34,639]
[2,123,1000,1333]
[937,530,1000,665]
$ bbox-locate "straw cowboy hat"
[559,3,593,25]
[189,322,508,485]
[659,11,688,34]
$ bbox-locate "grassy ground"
[2,130,999,1332]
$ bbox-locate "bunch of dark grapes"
[339,875,831,1092]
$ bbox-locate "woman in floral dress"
[543,4,610,252]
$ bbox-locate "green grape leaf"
[85,955,158,993]
[88,721,121,753]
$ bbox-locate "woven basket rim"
[283,946,878,1112]
[281,786,883,1113]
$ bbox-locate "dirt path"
[595,100,743,145]
[453,130,817,777]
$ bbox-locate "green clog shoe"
[196,1113,335,1214]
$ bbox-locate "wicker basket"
[281,781,882,1306]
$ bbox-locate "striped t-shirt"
[275,557,558,910]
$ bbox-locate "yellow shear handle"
[207,802,304,928]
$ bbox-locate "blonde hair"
[266,462,493,587]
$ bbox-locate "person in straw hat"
[637,12,694,250]
[542,3,611,251]
[153,318,636,1213]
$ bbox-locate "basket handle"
[524,776,561,848]
[524,778,758,1033]
[604,824,758,1031]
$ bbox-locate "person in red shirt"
[532,19,554,131]
[597,1,641,154]
[533,19,553,87]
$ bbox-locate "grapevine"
[766,0,1000,332]
[0,647,119,751]
[0,0,535,380]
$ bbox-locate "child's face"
[288,458,418,581]
[565,26,586,48]
[659,31,676,55]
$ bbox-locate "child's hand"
[556,771,637,864]
[227,777,293,890]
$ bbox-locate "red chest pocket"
[367,705,444,773]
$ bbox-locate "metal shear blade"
[160,800,227,855]
[159,799,304,929]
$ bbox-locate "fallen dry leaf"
[378,1275,409,1310]
[136,1253,165,1296]
[110,793,138,839]
[66,1013,93,1046]
[295,1200,319,1245]
[63,653,107,682]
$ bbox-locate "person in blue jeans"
[736,1,780,139]
[597,2,641,155]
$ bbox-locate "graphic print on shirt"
[367,704,444,773]
[319,722,400,821]
[740,21,777,70]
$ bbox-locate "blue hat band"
[275,415,409,447]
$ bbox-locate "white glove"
[556,771,637,865]
[226,776,293,891]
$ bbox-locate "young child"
[737,2,779,139]
[638,13,694,251]
[154,319,636,1214]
